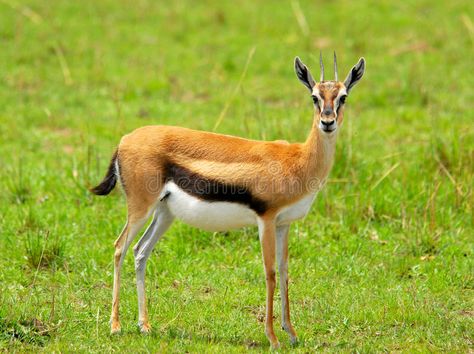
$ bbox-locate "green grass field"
[1,0,473,352]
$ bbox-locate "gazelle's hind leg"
[133,204,174,333]
[110,201,155,334]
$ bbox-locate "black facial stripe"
[164,162,268,215]
[336,95,346,112]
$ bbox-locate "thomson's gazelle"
[91,53,365,348]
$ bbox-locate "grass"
[0,0,473,352]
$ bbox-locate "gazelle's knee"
[114,248,123,264]
[134,250,147,272]
[133,243,140,258]
[266,269,276,285]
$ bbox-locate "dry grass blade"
[0,0,43,24]
[95,307,100,339]
[389,41,431,56]
[434,155,463,197]
[213,46,256,131]
[371,162,400,191]
[461,14,474,45]
[53,44,73,86]
[424,181,441,231]
[291,0,310,37]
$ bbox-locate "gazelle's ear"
[294,57,316,92]
[344,58,365,93]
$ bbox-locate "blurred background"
[0,0,472,351]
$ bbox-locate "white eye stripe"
[334,90,348,112]
[311,89,324,112]
[319,98,325,112]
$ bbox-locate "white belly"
[277,193,317,225]
[162,182,257,231]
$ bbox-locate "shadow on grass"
[111,324,271,350]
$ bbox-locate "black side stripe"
[163,162,268,215]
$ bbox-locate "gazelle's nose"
[322,108,333,116]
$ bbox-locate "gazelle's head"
[294,53,365,134]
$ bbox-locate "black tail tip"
[90,150,118,196]
[90,176,117,195]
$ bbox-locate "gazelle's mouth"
[319,120,337,133]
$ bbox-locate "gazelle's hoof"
[282,324,299,346]
[270,340,281,350]
[110,321,121,335]
[266,329,280,350]
[139,322,151,334]
[290,335,299,346]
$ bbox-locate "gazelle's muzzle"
[319,107,337,133]
[319,119,337,133]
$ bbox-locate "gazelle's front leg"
[276,224,298,344]
[257,217,279,349]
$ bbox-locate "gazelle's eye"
[339,95,347,104]
[312,95,319,105]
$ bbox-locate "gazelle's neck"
[303,115,337,184]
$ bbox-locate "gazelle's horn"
[333,51,338,81]
[319,51,324,82]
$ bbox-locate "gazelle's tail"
[90,150,118,195]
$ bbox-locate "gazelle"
[91,53,365,348]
